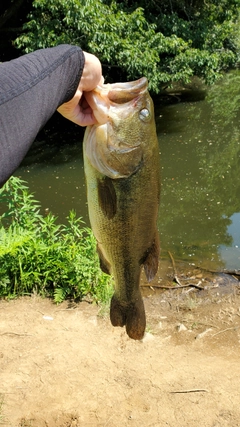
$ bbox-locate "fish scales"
[83,77,160,340]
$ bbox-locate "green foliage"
[15,0,240,93]
[207,70,240,124]
[0,177,113,303]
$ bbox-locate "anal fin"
[97,243,111,275]
[142,232,160,282]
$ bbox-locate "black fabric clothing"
[0,44,85,187]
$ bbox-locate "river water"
[15,73,240,271]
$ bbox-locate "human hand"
[57,51,104,126]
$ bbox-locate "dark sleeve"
[0,44,85,187]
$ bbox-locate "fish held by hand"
[83,77,160,340]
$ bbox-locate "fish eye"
[139,108,151,122]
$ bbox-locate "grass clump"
[0,177,113,303]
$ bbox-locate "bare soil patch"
[1,261,240,427]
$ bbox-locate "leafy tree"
[14,0,240,93]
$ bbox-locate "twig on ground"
[170,389,209,394]
[211,326,240,337]
[0,332,33,336]
[167,252,204,290]
[168,251,183,286]
[141,282,204,290]
[196,265,240,279]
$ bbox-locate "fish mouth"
[85,77,148,124]
[107,77,148,104]
[93,77,148,105]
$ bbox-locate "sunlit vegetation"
[0,177,113,302]
[1,0,239,93]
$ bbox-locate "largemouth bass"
[83,77,160,340]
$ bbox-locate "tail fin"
[110,294,146,340]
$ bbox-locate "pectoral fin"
[97,177,117,219]
[142,233,160,282]
[84,125,143,179]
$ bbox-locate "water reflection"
[219,213,240,269]
[156,88,240,269]
[15,136,89,221]
[14,74,240,270]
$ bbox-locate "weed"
[0,177,113,304]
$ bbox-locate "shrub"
[0,177,113,303]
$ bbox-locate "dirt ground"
[1,261,240,427]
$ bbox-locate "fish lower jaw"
[110,294,146,340]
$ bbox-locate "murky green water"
[15,73,240,270]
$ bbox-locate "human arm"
[0,44,102,187]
